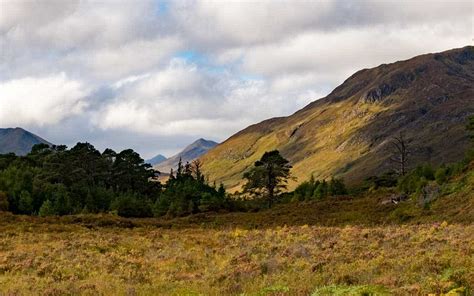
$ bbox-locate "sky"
[0,0,472,158]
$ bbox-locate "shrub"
[328,178,347,196]
[435,167,449,185]
[38,200,56,217]
[111,193,153,218]
[153,196,171,217]
[0,191,9,211]
[398,164,435,194]
[18,191,33,214]
[313,181,328,199]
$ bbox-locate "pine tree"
[39,200,55,217]
[243,150,292,208]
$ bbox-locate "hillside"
[201,46,474,191]
[0,128,51,156]
[155,138,218,173]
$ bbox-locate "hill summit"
[0,128,51,156]
[201,46,474,191]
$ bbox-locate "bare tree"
[389,133,411,176]
[191,159,204,182]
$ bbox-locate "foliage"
[467,115,474,140]
[294,176,347,201]
[397,164,436,194]
[155,159,229,217]
[111,192,153,218]
[243,150,292,208]
[38,199,55,217]
[0,191,8,211]
[312,284,390,296]
[0,143,159,217]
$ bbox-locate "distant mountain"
[201,46,474,191]
[146,154,167,166]
[155,138,218,173]
[0,128,51,156]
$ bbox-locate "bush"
[363,172,398,190]
[38,200,56,217]
[18,191,33,214]
[0,191,9,211]
[111,193,153,218]
[328,178,347,196]
[398,164,435,194]
[435,167,449,185]
[153,196,171,217]
[313,181,328,199]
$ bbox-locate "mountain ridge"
[155,138,218,173]
[146,154,167,166]
[0,127,51,156]
[200,46,474,191]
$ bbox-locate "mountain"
[146,154,167,166]
[155,138,218,173]
[0,128,51,156]
[201,46,474,191]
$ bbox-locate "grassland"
[0,214,472,296]
[0,181,473,296]
[0,163,473,295]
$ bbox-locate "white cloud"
[168,0,472,50]
[0,0,471,155]
[238,21,471,79]
[94,58,322,138]
[0,73,88,126]
[65,37,182,80]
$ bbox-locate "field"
[1,194,473,296]
[1,166,473,296]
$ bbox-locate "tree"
[38,199,55,217]
[243,150,292,208]
[18,190,33,214]
[468,116,474,140]
[328,178,347,196]
[191,159,204,183]
[389,133,411,176]
[313,180,328,199]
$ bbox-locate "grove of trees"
[0,143,228,217]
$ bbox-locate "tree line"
[1,116,472,217]
[0,143,229,217]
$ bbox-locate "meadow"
[0,160,472,295]
[0,195,472,296]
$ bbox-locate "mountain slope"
[155,139,218,173]
[146,154,167,166]
[0,128,51,156]
[201,46,474,191]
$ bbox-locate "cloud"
[167,0,472,50]
[0,73,88,126]
[94,58,306,138]
[0,0,471,156]
[0,0,176,81]
[238,23,470,79]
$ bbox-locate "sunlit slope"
[201,46,474,191]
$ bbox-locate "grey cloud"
[0,0,471,157]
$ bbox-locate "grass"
[0,216,472,295]
[0,165,472,295]
[0,186,473,295]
